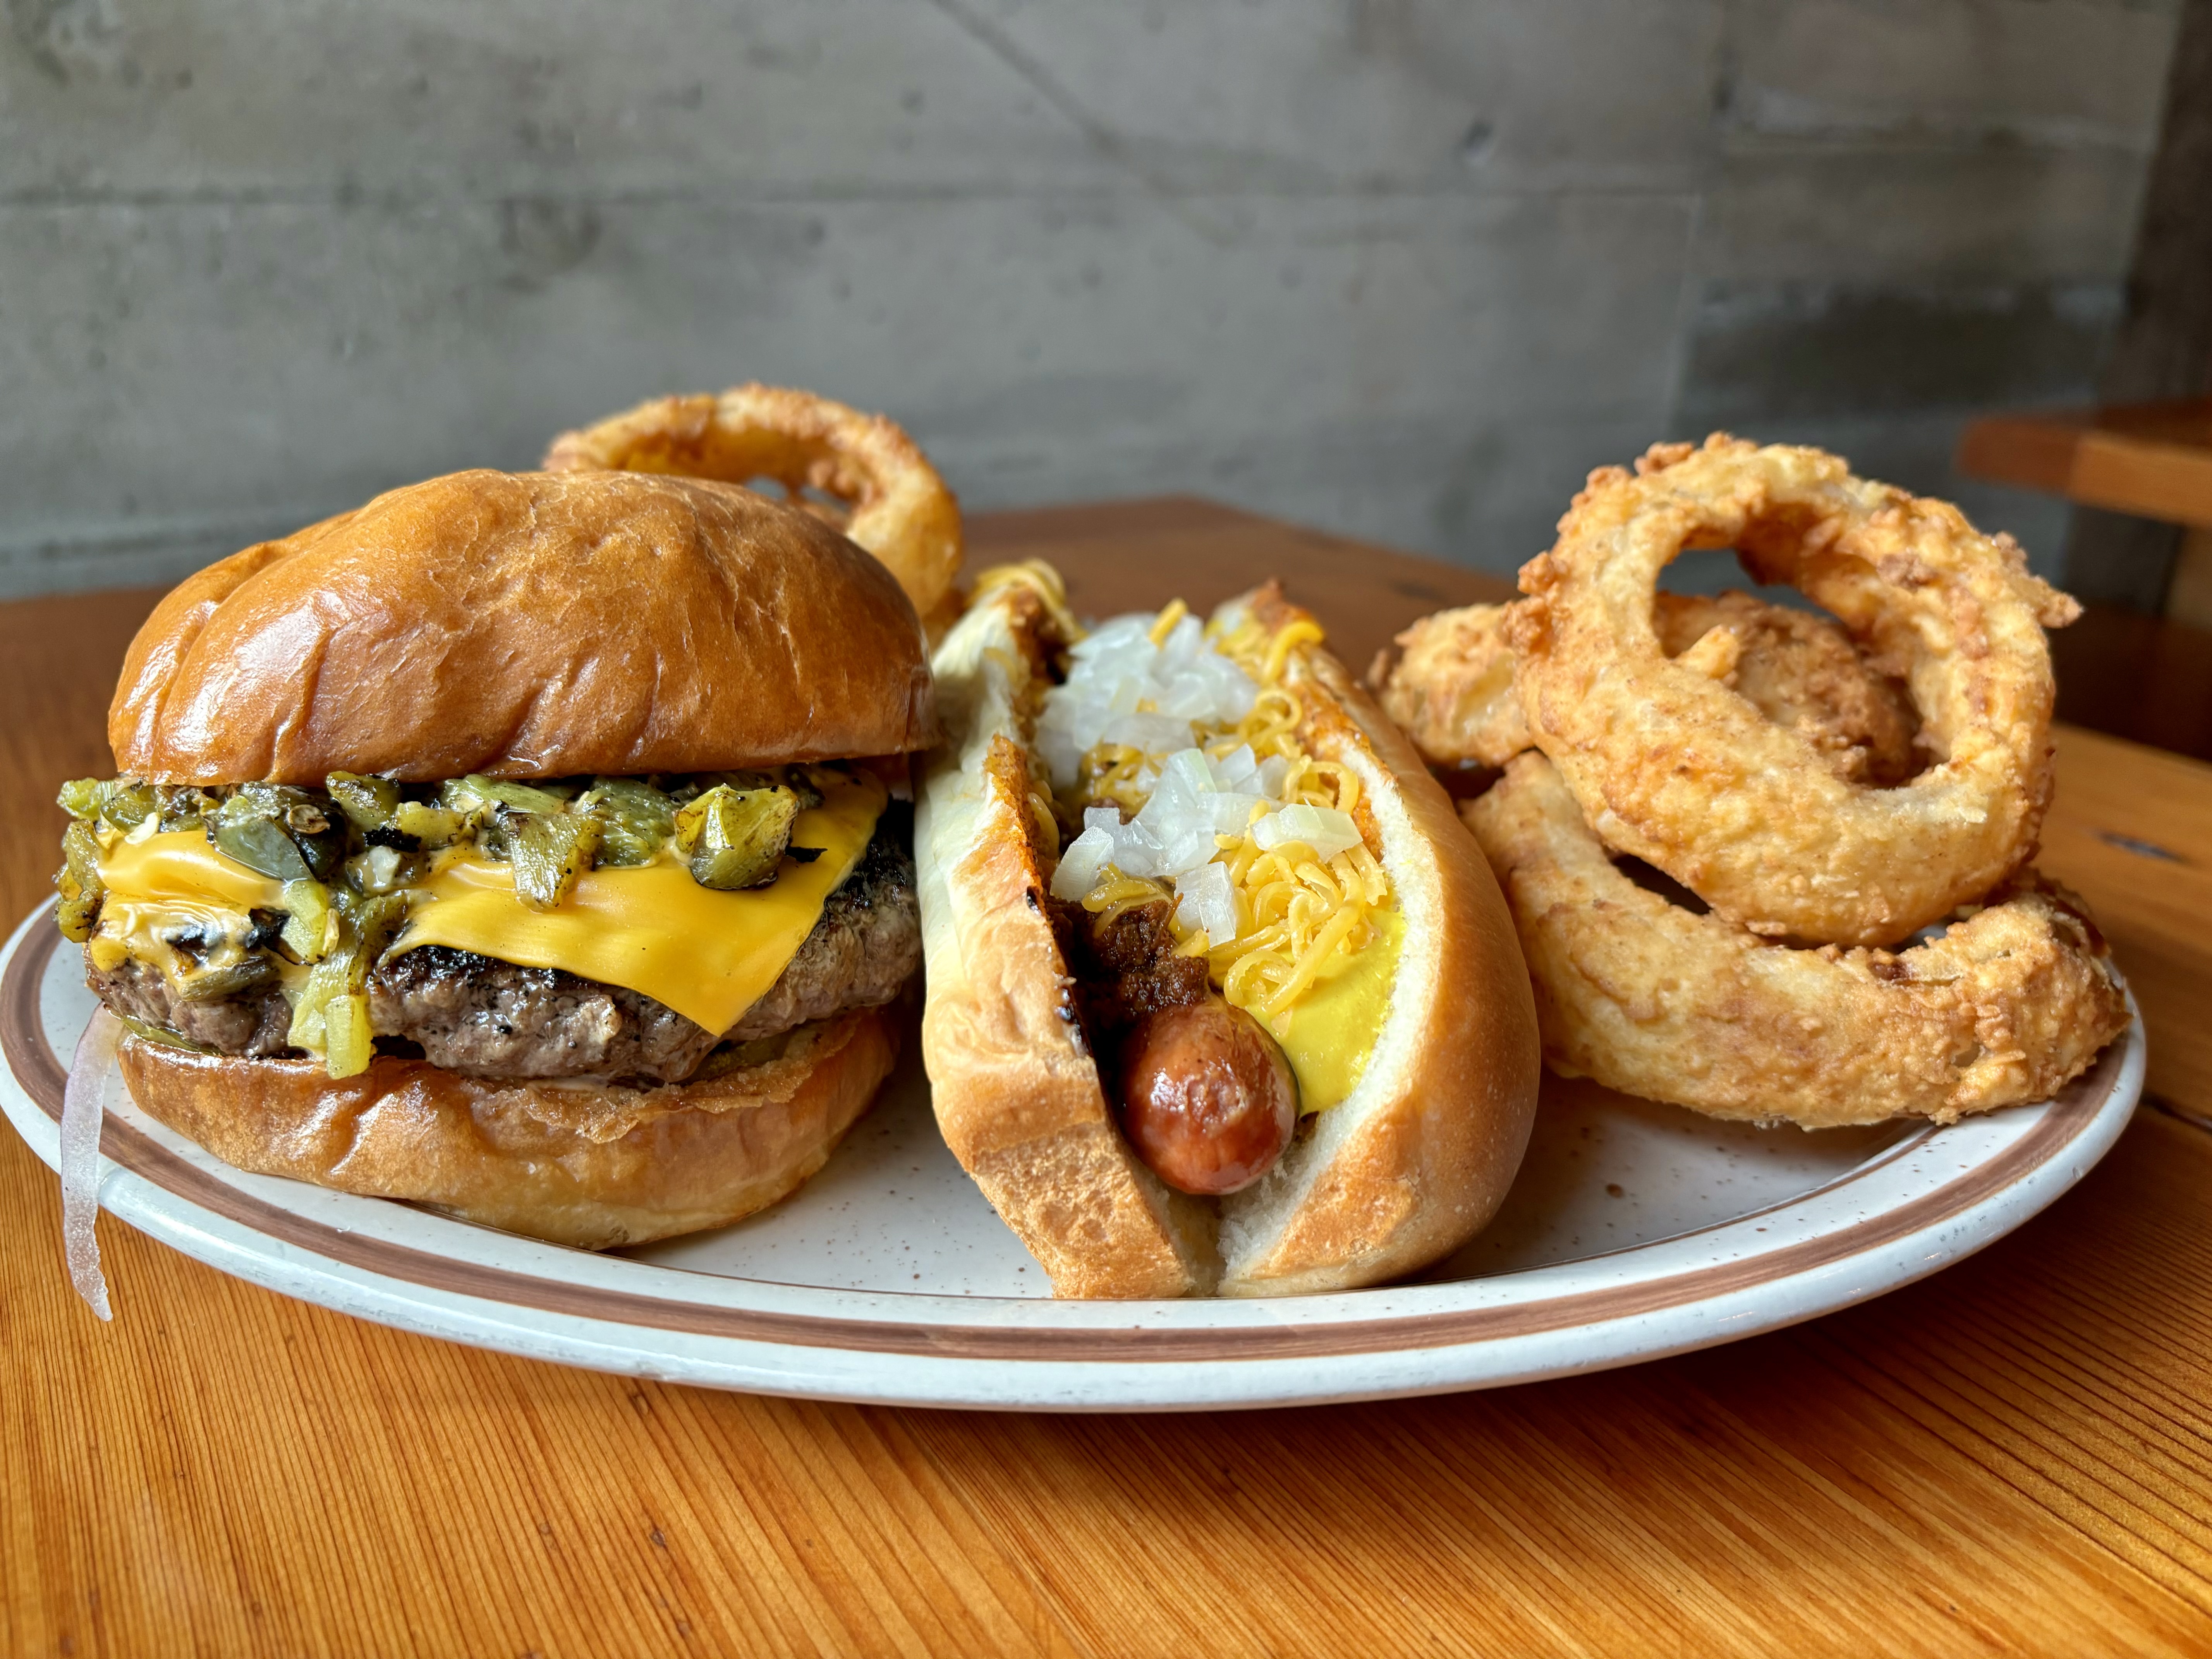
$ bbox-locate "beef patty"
[90,956,297,1058]
[85,818,920,1084]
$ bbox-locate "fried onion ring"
[1376,591,1920,785]
[1510,436,2080,946]
[1372,601,1528,771]
[544,383,963,625]
[1464,753,2128,1128]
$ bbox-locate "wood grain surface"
[5,499,2212,1657]
[1956,400,2212,530]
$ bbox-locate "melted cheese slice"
[394,771,885,1033]
[93,773,887,1036]
[94,831,287,974]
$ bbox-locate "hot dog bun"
[915,577,1540,1298]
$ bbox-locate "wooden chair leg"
[2166,526,2212,632]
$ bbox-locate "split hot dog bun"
[915,571,1540,1298]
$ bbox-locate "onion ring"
[62,1007,121,1320]
[1510,436,2080,946]
[544,383,963,626]
[1372,602,1528,772]
[1376,591,1919,785]
[1464,753,2128,1128]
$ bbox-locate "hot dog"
[914,563,1541,1298]
[1118,996,1297,1196]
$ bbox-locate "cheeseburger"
[54,469,933,1247]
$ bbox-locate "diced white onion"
[1174,861,1240,945]
[1035,604,1277,893]
[1042,609,1261,788]
[1158,613,1206,666]
[1157,674,1218,720]
[1106,818,1166,878]
[1133,770,1228,875]
[61,1007,120,1321]
[1161,747,1218,797]
[1208,792,1265,835]
[1102,712,1193,753]
[1049,827,1115,900]
[1252,803,1363,860]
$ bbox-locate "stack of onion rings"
[1464,754,2126,1126]
[1376,590,1919,785]
[545,383,963,627]
[1510,436,2079,946]
[1372,434,2128,1128]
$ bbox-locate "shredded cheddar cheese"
[1062,599,1396,1094]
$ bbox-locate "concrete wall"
[0,0,2181,599]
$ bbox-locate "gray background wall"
[0,0,2182,600]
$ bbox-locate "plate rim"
[1,907,2147,1406]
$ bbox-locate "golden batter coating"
[1463,753,2128,1128]
[1511,435,2079,947]
[1373,590,1918,786]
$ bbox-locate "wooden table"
[1959,398,2212,627]
[6,499,2212,1656]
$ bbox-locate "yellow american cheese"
[93,830,286,974]
[92,772,887,1036]
[393,771,886,1033]
[98,829,286,913]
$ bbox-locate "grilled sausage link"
[1116,996,1299,1195]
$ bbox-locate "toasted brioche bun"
[115,1006,902,1249]
[109,469,934,784]
[916,582,1540,1298]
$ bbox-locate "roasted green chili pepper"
[579,777,677,867]
[674,782,799,891]
[173,954,278,1002]
[157,785,221,833]
[443,775,571,817]
[279,878,332,963]
[502,809,601,911]
[96,780,157,831]
[118,1014,218,1054]
[208,785,347,881]
[287,891,409,1074]
[58,777,155,830]
[54,819,105,943]
[326,771,400,833]
[392,801,469,847]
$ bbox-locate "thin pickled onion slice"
[60,1007,120,1321]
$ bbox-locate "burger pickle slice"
[56,765,919,1085]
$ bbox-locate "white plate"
[1,908,2143,1411]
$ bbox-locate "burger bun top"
[108,469,934,783]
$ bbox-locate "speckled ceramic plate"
[0,908,2144,1411]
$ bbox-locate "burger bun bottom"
[116,1005,902,1249]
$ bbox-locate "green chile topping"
[56,764,843,945]
[57,764,858,1078]
[673,781,801,891]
